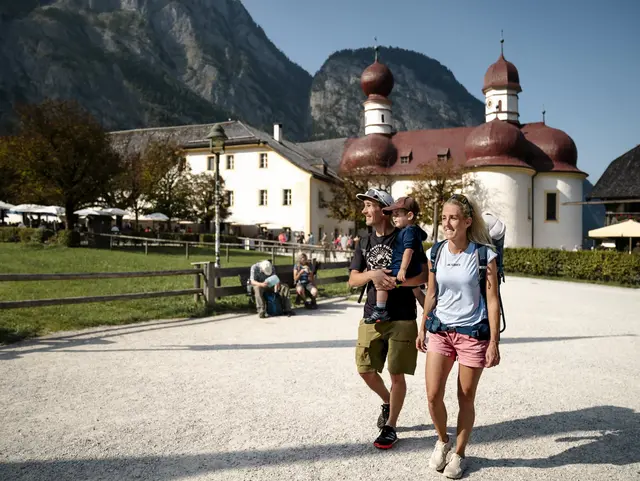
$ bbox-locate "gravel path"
[1,277,639,481]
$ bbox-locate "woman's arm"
[416,260,437,353]
[293,266,301,281]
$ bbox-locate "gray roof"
[590,144,640,200]
[109,121,342,182]
[298,138,348,170]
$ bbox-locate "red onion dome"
[521,122,583,173]
[340,134,397,171]
[483,54,522,93]
[361,60,394,97]
[464,119,532,170]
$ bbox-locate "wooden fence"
[0,261,351,310]
[97,233,354,264]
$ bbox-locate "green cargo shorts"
[355,319,418,375]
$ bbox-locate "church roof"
[589,144,640,200]
[483,54,522,93]
[109,121,341,182]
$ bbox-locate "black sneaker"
[377,403,390,429]
[364,307,391,324]
[374,425,398,450]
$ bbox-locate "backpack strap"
[476,244,506,334]
[429,241,447,274]
[357,234,371,304]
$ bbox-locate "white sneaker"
[428,438,452,471]
[443,452,467,479]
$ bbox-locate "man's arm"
[249,264,267,288]
[348,242,396,291]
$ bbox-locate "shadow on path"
[0,406,637,480]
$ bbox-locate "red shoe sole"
[374,440,397,449]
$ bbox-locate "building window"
[318,190,327,208]
[400,156,410,164]
[437,148,450,162]
[226,155,234,170]
[226,191,234,207]
[545,191,558,221]
[259,189,268,206]
[381,114,385,123]
[259,153,268,168]
[207,156,215,171]
[283,189,292,206]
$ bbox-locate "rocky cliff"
[0,0,312,138]
[0,1,484,140]
[310,47,484,139]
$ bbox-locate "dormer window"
[437,148,450,162]
[399,149,412,164]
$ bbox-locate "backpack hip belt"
[425,314,490,341]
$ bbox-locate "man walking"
[348,188,428,449]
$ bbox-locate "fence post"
[226,244,230,262]
[271,246,275,265]
[144,240,148,255]
[186,242,189,259]
[204,262,216,307]
[193,264,201,303]
[291,246,296,265]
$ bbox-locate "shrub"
[53,230,81,247]
[19,228,39,244]
[0,227,19,242]
[504,248,640,286]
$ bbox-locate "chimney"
[273,123,283,142]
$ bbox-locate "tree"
[0,137,20,203]
[4,99,122,230]
[144,139,192,222]
[187,172,231,232]
[406,160,472,242]
[106,137,178,229]
[327,166,394,230]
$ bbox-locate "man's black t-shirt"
[349,228,427,321]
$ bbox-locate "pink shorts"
[427,331,489,368]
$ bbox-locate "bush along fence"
[503,248,640,286]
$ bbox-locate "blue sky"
[241,0,639,183]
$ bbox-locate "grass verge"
[0,244,351,344]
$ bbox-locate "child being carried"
[365,196,427,324]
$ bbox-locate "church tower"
[361,47,394,135]
[483,37,522,123]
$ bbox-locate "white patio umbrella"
[589,219,640,253]
[101,207,128,216]
[36,206,65,217]
[0,201,14,210]
[74,208,106,217]
[11,204,46,214]
[144,212,170,222]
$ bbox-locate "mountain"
[0,1,483,141]
[0,0,312,138]
[309,47,484,140]
[582,179,605,238]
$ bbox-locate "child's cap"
[382,196,419,215]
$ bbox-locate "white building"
[110,121,352,241]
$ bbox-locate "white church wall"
[533,174,584,249]
[485,88,519,122]
[465,169,533,248]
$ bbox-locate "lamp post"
[206,123,228,271]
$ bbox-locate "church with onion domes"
[341,44,588,248]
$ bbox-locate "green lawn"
[0,244,351,344]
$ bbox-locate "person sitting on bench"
[249,260,294,318]
[293,253,318,309]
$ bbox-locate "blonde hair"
[444,194,494,248]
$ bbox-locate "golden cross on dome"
[500,30,504,55]
[374,36,379,61]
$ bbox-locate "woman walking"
[416,194,501,479]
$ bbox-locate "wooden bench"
[239,259,352,308]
